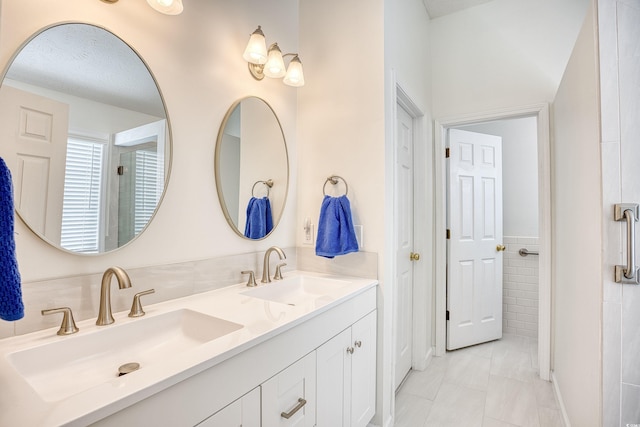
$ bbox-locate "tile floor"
[395,334,564,427]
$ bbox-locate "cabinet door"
[262,352,316,427]
[350,311,377,427]
[316,328,351,427]
[197,387,260,427]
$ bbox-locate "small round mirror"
[0,23,171,254]
[215,97,288,239]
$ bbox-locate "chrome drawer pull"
[281,398,307,419]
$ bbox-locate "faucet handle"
[241,270,258,287]
[41,307,79,335]
[128,289,155,318]
[274,263,287,280]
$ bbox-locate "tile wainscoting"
[503,236,539,339]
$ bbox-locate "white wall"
[5,79,162,135]
[430,0,590,118]
[298,0,387,421]
[552,4,602,425]
[0,0,299,282]
[384,0,433,424]
[599,0,640,425]
[461,116,538,237]
[298,0,432,424]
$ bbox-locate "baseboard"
[426,346,434,363]
[550,370,571,427]
[413,345,434,371]
[366,416,391,427]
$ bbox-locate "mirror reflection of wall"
[216,97,288,240]
[219,106,241,226]
[0,23,171,254]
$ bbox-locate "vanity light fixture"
[243,26,305,87]
[99,0,184,15]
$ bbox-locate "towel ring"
[252,179,273,197]
[323,175,348,196]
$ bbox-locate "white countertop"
[0,270,377,426]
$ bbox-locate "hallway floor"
[395,334,563,427]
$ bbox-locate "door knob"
[496,244,506,252]
[410,252,420,261]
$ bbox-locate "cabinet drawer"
[262,352,316,427]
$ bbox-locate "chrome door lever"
[615,203,640,284]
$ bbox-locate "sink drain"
[118,362,140,377]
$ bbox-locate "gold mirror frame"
[215,97,289,240]
[0,23,173,255]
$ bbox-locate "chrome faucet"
[262,246,286,283]
[96,266,132,326]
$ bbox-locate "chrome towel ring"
[252,179,273,197]
[323,175,348,196]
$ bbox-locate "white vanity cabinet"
[197,387,260,427]
[316,310,377,427]
[87,284,376,427]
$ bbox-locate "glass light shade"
[146,0,183,15]
[264,44,286,78]
[283,56,305,87]
[242,27,268,65]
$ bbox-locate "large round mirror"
[215,97,288,240]
[0,23,171,254]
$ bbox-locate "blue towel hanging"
[0,157,24,321]
[315,195,359,258]
[244,197,273,239]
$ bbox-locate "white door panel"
[394,103,414,389]
[0,85,69,242]
[447,129,503,350]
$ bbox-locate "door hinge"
[446,229,450,239]
[117,165,125,176]
[446,310,450,320]
[445,148,450,158]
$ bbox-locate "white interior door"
[394,103,414,389]
[0,85,69,242]
[447,128,503,350]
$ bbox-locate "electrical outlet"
[303,224,315,245]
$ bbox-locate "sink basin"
[7,309,242,402]
[241,275,351,306]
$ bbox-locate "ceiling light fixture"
[243,26,305,87]
[146,0,183,15]
[100,0,184,15]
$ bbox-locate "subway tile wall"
[503,236,539,339]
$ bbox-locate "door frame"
[434,103,551,381]
[391,83,432,384]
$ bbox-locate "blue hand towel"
[315,195,359,258]
[244,197,273,239]
[0,157,23,321]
